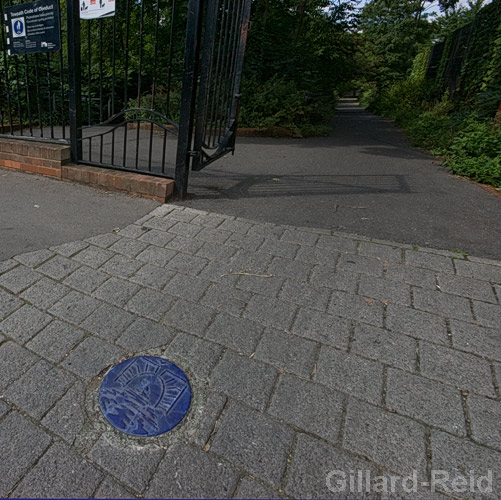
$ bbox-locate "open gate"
[0,0,252,196]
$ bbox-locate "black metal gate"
[0,0,251,195]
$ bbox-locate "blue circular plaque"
[98,356,191,436]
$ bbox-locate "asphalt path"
[179,98,501,260]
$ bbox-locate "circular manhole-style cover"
[98,356,191,437]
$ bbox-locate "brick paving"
[0,204,500,499]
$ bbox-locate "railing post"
[66,0,82,162]
[174,0,203,198]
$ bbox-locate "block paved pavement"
[0,204,500,499]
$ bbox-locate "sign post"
[3,0,61,55]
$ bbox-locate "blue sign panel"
[99,356,192,437]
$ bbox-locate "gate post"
[174,0,203,198]
[66,0,82,162]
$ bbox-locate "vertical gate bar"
[23,55,34,135]
[8,0,24,136]
[191,0,218,170]
[45,53,54,138]
[99,18,103,123]
[0,3,14,134]
[86,22,91,125]
[67,0,82,162]
[58,0,66,139]
[174,0,203,197]
[34,54,44,137]
[122,0,130,168]
[135,0,145,171]
[111,15,116,116]
[165,0,176,118]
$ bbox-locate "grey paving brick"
[386,369,466,435]
[243,294,297,330]
[168,221,203,238]
[195,226,232,245]
[235,477,281,499]
[329,291,384,327]
[344,398,427,477]
[50,240,89,257]
[63,265,110,293]
[72,245,115,268]
[117,224,151,239]
[337,253,385,277]
[20,277,70,309]
[165,235,205,254]
[472,299,501,329]
[468,394,501,450]
[248,222,285,240]
[26,320,85,362]
[279,279,330,310]
[143,216,178,232]
[147,443,238,499]
[183,390,227,447]
[309,266,356,292]
[293,307,351,348]
[286,433,378,500]
[280,229,319,246]
[0,304,52,343]
[296,245,340,268]
[117,317,175,351]
[219,218,253,235]
[165,207,199,222]
[414,288,474,322]
[431,430,501,498]
[405,251,455,273]
[437,274,497,303]
[36,255,80,280]
[420,342,495,397]
[268,256,314,282]
[211,351,277,409]
[130,263,176,290]
[316,234,358,253]
[136,245,178,268]
[0,259,17,274]
[163,273,211,302]
[494,362,501,393]
[108,237,149,257]
[455,259,501,283]
[81,303,136,341]
[206,313,264,355]
[381,481,455,500]
[229,249,274,273]
[0,265,42,293]
[0,288,23,320]
[125,288,176,321]
[166,252,209,276]
[225,231,264,252]
[192,213,227,228]
[255,329,317,377]
[352,324,416,371]
[358,241,402,263]
[259,238,299,259]
[201,284,252,316]
[61,337,124,379]
[0,341,38,390]
[198,261,240,285]
[138,227,176,247]
[14,248,54,267]
[92,277,140,307]
[93,477,135,499]
[196,241,237,262]
[359,275,411,306]
[85,232,122,248]
[211,402,293,487]
[315,347,384,405]
[385,262,437,289]
[49,290,101,324]
[163,299,215,336]
[0,411,51,497]
[100,254,144,278]
[5,360,73,418]
[386,304,449,344]
[88,434,164,493]
[237,273,285,298]
[13,441,102,498]
[269,374,343,442]
[450,320,501,361]
[41,382,86,444]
